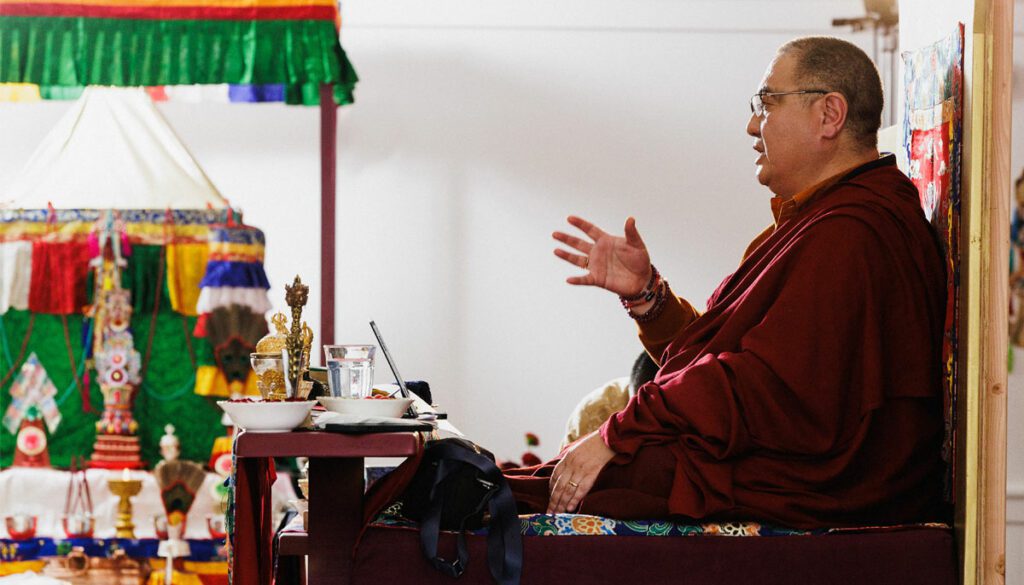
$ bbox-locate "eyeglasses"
[749,90,830,117]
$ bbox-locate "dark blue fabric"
[199,261,271,289]
[0,537,225,561]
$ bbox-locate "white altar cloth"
[0,466,296,540]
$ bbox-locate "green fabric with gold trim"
[0,2,357,105]
[0,308,224,468]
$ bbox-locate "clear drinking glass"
[323,345,376,398]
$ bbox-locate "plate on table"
[317,396,414,419]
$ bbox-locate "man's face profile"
[746,51,822,198]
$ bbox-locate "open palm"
[553,216,652,297]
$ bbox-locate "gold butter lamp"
[108,468,142,539]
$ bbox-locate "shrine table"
[231,430,421,585]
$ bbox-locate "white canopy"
[1,87,228,210]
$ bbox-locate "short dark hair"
[629,351,659,394]
[780,37,884,149]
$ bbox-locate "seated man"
[507,36,946,529]
[560,352,658,450]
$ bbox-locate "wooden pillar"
[976,0,1010,581]
[320,84,338,353]
[960,0,1010,582]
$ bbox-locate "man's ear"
[820,93,848,139]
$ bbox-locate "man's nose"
[746,113,761,137]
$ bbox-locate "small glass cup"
[62,513,95,538]
[6,514,36,540]
[323,345,376,399]
[250,352,287,400]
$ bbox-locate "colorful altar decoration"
[193,222,271,398]
[0,0,358,106]
[87,212,145,469]
[3,353,61,468]
[0,88,272,468]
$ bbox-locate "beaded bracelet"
[619,265,661,307]
[630,279,669,323]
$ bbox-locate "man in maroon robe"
[510,36,947,529]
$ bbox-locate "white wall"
[329,0,876,461]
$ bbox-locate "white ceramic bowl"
[317,397,413,419]
[217,400,316,432]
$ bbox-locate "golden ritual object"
[253,276,313,399]
[108,471,142,539]
[255,313,289,353]
[284,276,309,389]
[250,353,287,400]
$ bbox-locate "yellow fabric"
[243,371,259,396]
[146,567,205,585]
[150,559,228,576]
[184,561,229,576]
[0,84,42,102]
[0,560,47,575]
[210,436,233,459]
[194,366,258,397]
[207,242,264,262]
[194,365,228,397]
[166,243,208,316]
[0,221,211,245]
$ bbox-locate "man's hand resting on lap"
[547,431,615,514]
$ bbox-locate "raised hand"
[553,216,652,297]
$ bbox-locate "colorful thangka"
[902,23,964,502]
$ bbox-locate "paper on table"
[313,411,435,428]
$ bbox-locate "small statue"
[159,424,180,463]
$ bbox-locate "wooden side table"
[233,430,421,584]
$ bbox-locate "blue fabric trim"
[199,261,271,289]
[0,209,237,226]
[209,226,266,247]
[0,537,225,562]
[228,84,286,103]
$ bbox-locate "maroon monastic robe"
[508,156,947,529]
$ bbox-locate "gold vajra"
[284,276,310,393]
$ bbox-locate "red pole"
[319,84,337,358]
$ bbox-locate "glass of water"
[323,345,376,398]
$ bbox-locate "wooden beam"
[320,84,338,356]
[962,0,1010,583]
[977,0,1010,582]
